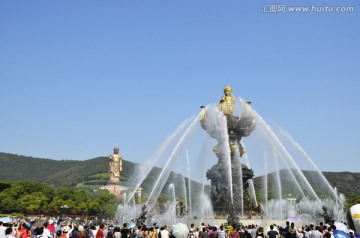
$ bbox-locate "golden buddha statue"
[219,86,234,115]
[109,146,122,182]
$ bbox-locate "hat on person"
[63,226,70,232]
[78,226,84,232]
[49,220,54,224]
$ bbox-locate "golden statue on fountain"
[219,86,235,115]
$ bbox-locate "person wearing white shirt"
[0,222,7,238]
[160,226,169,238]
[90,226,98,238]
[43,223,51,238]
[5,228,15,238]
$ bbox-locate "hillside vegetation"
[0,152,207,202]
[252,169,360,200]
[1,152,359,207]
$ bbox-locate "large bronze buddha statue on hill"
[108,146,122,184]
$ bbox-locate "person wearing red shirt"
[20,223,30,238]
[48,220,55,237]
[96,225,104,238]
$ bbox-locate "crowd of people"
[0,217,359,238]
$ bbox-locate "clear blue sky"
[0,0,359,173]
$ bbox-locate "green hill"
[0,152,208,202]
[0,152,109,187]
[252,169,360,201]
[1,152,359,202]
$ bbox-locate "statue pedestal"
[100,182,127,198]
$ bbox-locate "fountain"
[200,86,261,219]
[115,86,345,226]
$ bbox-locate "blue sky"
[0,0,359,174]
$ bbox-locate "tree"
[19,192,48,214]
[345,193,360,209]
[0,193,19,213]
[0,182,12,192]
[88,200,101,215]
[0,180,121,217]
[76,202,89,217]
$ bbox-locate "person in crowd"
[135,226,141,238]
[155,226,160,238]
[309,226,322,238]
[189,224,195,238]
[229,226,238,238]
[136,227,143,238]
[14,225,21,238]
[102,226,109,238]
[199,227,206,238]
[303,227,311,238]
[244,226,252,238]
[210,227,218,238]
[42,223,51,238]
[84,226,93,238]
[107,225,114,238]
[158,227,163,238]
[130,228,137,238]
[30,222,37,238]
[289,223,297,238]
[207,227,213,238]
[76,226,86,238]
[160,226,169,238]
[34,226,44,238]
[239,226,246,238]
[141,226,148,238]
[113,228,120,238]
[96,225,104,238]
[90,226,98,238]
[256,227,264,238]
[67,225,73,238]
[56,231,63,238]
[318,223,323,233]
[21,223,30,238]
[0,222,7,238]
[250,225,257,238]
[283,222,290,238]
[194,228,200,238]
[323,226,334,238]
[148,227,156,238]
[296,228,304,238]
[55,220,63,237]
[71,225,79,238]
[218,226,226,238]
[62,227,70,238]
[199,224,206,233]
[266,225,279,238]
[5,228,15,238]
[120,224,130,238]
[47,221,55,238]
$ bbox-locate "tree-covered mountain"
[0,152,208,202]
[0,152,110,187]
[1,152,359,205]
[252,169,360,199]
